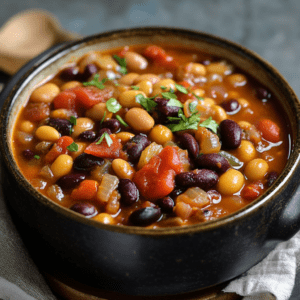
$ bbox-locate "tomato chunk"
[241,181,264,201]
[133,146,183,200]
[257,119,280,143]
[71,180,98,201]
[143,45,177,69]
[53,90,77,110]
[73,86,114,109]
[84,134,122,159]
[23,103,50,122]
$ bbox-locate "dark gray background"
[0,0,300,299]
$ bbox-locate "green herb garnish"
[162,91,177,99]
[189,101,198,113]
[160,86,167,90]
[69,115,77,134]
[116,115,128,127]
[192,92,204,101]
[113,55,127,75]
[131,85,139,90]
[106,98,122,113]
[175,83,188,94]
[135,94,157,112]
[96,132,113,147]
[34,155,40,159]
[100,111,106,125]
[67,142,79,152]
[199,117,219,134]
[167,109,201,132]
[83,74,106,89]
[167,98,183,108]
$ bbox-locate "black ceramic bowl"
[1,28,300,297]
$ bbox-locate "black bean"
[70,203,98,217]
[57,173,86,189]
[48,118,72,136]
[177,133,199,159]
[22,149,35,160]
[256,87,271,100]
[157,196,174,213]
[169,188,185,199]
[123,134,150,163]
[266,171,278,188]
[175,169,218,190]
[101,119,121,133]
[219,119,242,149]
[118,179,139,206]
[98,128,112,137]
[73,153,104,172]
[195,153,230,174]
[60,66,79,81]
[78,130,97,142]
[221,99,241,114]
[129,207,162,226]
[79,64,98,81]
[155,97,180,117]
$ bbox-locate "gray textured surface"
[0,1,300,299]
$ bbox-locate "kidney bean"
[79,64,98,81]
[195,153,230,174]
[22,149,35,160]
[118,179,139,206]
[98,128,112,137]
[78,130,97,142]
[221,99,240,114]
[123,134,150,163]
[157,196,174,213]
[73,153,104,172]
[266,171,278,187]
[48,118,72,136]
[57,173,86,189]
[155,97,180,117]
[101,119,121,133]
[70,202,97,217]
[60,66,79,81]
[219,119,242,149]
[177,133,199,159]
[129,207,162,226]
[175,169,218,190]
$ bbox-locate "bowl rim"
[1,26,300,236]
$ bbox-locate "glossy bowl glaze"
[1,28,300,296]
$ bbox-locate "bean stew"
[12,44,290,228]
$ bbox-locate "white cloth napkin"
[223,231,300,300]
[0,155,299,300]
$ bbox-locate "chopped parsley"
[116,115,128,127]
[199,117,219,134]
[160,86,167,90]
[135,93,157,112]
[100,111,106,125]
[67,142,79,152]
[167,98,183,108]
[96,132,113,147]
[167,109,201,132]
[131,85,139,90]
[69,115,77,134]
[83,74,106,89]
[189,101,198,113]
[34,155,40,159]
[192,92,204,101]
[113,55,127,75]
[162,91,177,100]
[106,98,122,113]
[175,83,188,94]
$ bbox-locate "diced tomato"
[23,102,50,122]
[73,86,114,109]
[71,180,98,201]
[53,90,76,110]
[257,119,280,143]
[117,46,129,58]
[133,146,184,200]
[44,136,74,164]
[241,181,264,201]
[143,45,177,69]
[178,81,191,88]
[84,134,122,159]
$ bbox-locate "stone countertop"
[0,1,300,299]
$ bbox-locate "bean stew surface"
[12,45,290,228]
